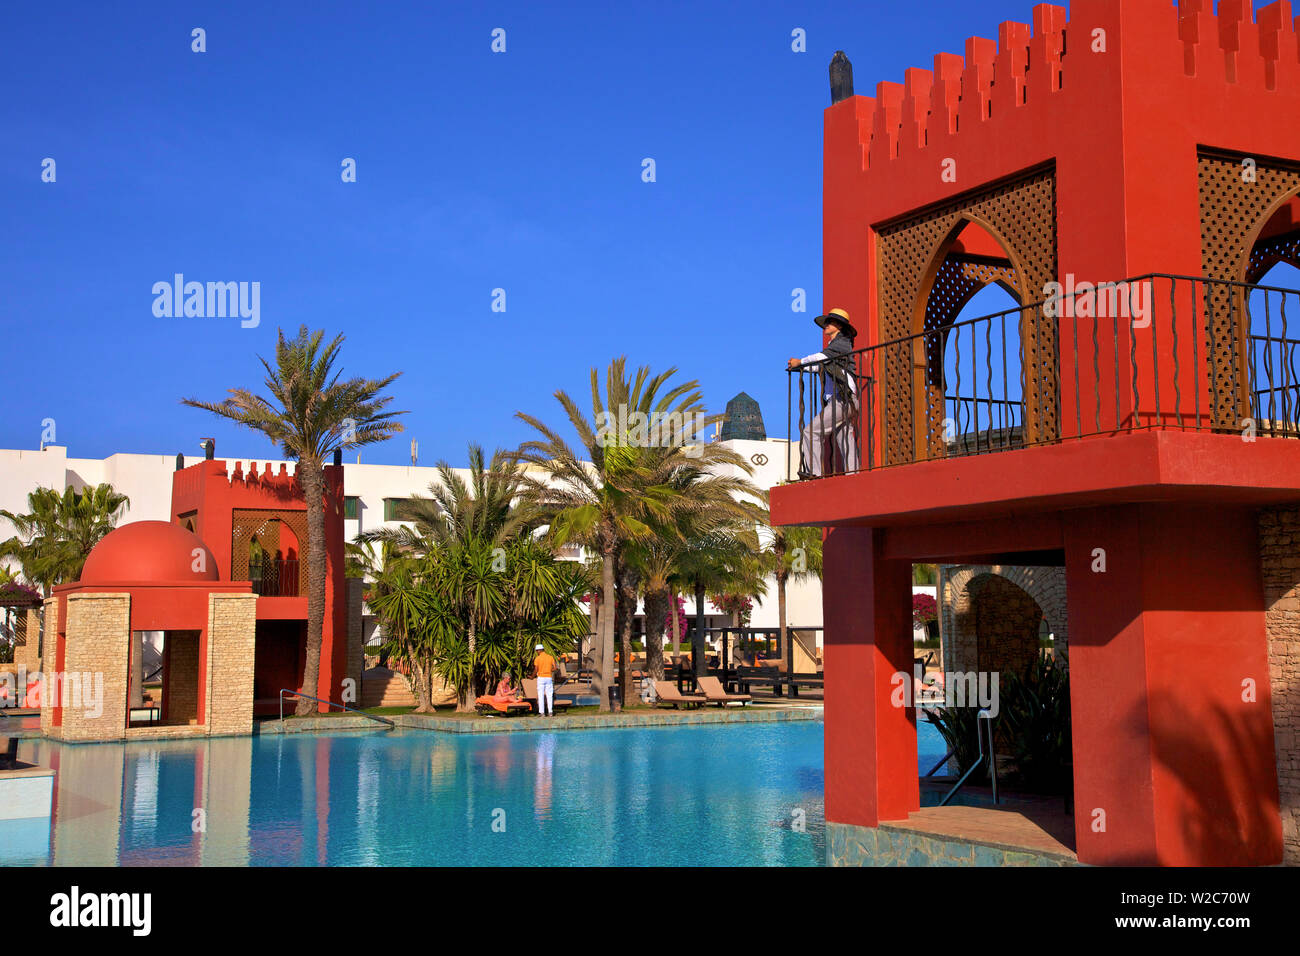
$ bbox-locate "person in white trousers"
[533,642,556,717]
[789,308,860,477]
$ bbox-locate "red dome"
[80,521,220,584]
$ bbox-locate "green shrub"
[999,655,1072,794]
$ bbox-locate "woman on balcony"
[789,308,860,477]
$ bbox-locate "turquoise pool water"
[4,719,947,867]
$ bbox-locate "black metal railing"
[249,556,300,597]
[787,274,1300,479]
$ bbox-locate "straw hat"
[814,307,857,338]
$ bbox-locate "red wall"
[171,458,349,711]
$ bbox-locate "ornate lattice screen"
[1198,152,1300,430]
[231,509,309,592]
[877,167,1058,465]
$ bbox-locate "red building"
[42,446,354,740]
[771,0,1300,866]
[171,451,351,716]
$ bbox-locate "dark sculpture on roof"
[720,392,766,442]
[829,51,854,105]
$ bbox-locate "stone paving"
[828,806,1079,867]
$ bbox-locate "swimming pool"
[4,719,948,867]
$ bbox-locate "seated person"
[476,672,524,709]
[492,672,521,703]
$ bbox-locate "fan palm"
[183,325,405,715]
[0,484,131,594]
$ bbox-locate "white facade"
[0,439,825,647]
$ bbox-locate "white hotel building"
[0,435,825,651]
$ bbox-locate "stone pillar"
[57,593,130,742]
[1259,505,1300,865]
[823,526,916,832]
[1065,504,1282,866]
[38,599,56,733]
[206,592,257,736]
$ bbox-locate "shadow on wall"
[1141,693,1283,867]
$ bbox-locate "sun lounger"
[653,680,706,709]
[696,675,752,706]
[474,694,532,716]
[521,678,571,713]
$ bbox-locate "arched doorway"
[912,219,1030,461]
[1198,153,1300,430]
[1243,197,1300,436]
[940,564,1068,678]
[876,167,1059,466]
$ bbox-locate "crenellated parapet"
[226,460,299,492]
[845,0,1298,175]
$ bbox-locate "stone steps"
[360,668,416,709]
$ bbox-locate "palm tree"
[0,484,131,594]
[364,551,439,711]
[672,522,766,678]
[626,472,763,682]
[514,358,758,709]
[358,444,535,710]
[625,537,677,682]
[183,326,405,715]
[364,445,537,552]
[488,535,594,690]
[765,522,824,672]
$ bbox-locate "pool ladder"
[921,708,998,808]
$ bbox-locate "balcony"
[777,274,1300,529]
[248,556,300,597]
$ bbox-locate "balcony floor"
[771,430,1300,530]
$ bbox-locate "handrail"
[788,272,1300,479]
[278,688,395,727]
[926,708,998,807]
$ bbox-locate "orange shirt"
[534,652,556,678]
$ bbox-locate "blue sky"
[1,0,1200,466]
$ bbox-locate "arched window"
[916,219,1029,460]
[1244,195,1300,436]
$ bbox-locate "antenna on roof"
[411,439,419,466]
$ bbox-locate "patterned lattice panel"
[877,168,1058,464]
[1247,233,1300,284]
[1198,153,1300,430]
[231,509,309,591]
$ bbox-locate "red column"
[1065,503,1282,865]
[823,526,917,828]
